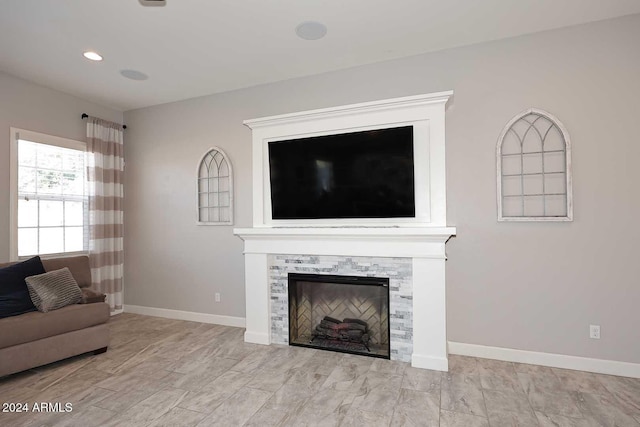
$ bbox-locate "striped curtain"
[86,117,124,313]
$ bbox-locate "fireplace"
[234,92,456,371]
[288,273,390,359]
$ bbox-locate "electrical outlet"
[589,324,600,339]
[215,293,221,303]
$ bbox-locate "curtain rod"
[81,113,127,129]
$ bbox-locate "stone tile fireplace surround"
[234,92,456,371]
[272,255,406,360]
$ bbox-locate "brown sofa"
[0,255,110,377]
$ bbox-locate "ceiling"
[2,1,639,112]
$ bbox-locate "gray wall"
[0,72,123,262]
[123,15,640,363]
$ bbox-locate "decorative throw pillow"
[25,267,83,312]
[0,256,45,318]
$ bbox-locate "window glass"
[15,135,88,257]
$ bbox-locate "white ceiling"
[2,1,639,111]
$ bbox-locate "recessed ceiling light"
[120,69,149,81]
[295,21,327,41]
[83,51,103,61]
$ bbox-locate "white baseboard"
[124,304,246,328]
[448,341,640,379]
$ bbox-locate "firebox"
[287,273,390,359]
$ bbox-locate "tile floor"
[0,313,638,426]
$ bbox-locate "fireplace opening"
[287,273,390,359]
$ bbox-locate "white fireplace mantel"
[234,92,456,371]
[234,227,455,258]
[234,227,455,371]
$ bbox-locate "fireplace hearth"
[288,273,390,359]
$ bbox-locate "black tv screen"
[268,126,415,220]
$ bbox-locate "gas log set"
[311,316,370,351]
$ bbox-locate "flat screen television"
[268,126,415,220]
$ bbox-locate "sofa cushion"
[42,256,92,288]
[0,302,110,350]
[25,267,83,312]
[0,256,45,319]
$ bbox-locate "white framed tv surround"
[243,92,452,228]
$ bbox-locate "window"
[10,128,88,259]
[497,109,573,221]
[197,147,233,225]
